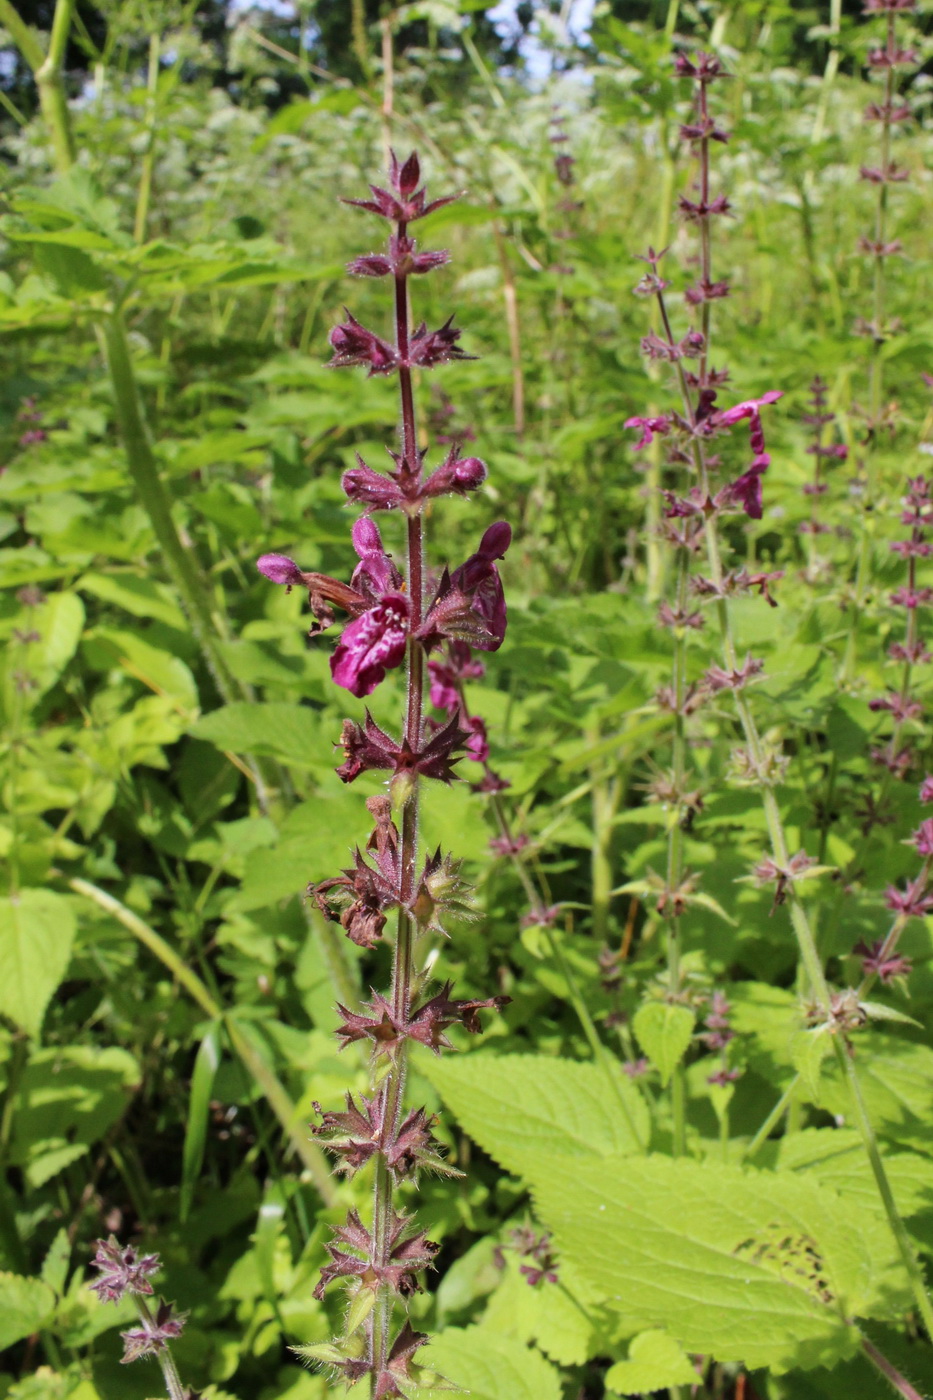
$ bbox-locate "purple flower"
[328,310,398,375]
[920,776,933,803]
[331,593,410,698]
[712,390,782,466]
[345,150,460,225]
[89,1237,160,1303]
[625,413,673,449]
[120,1301,186,1364]
[422,447,488,498]
[409,316,473,368]
[348,233,451,279]
[723,461,767,519]
[421,522,511,652]
[855,939,913,985]
[913,818,933,855]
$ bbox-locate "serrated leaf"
[0,1272,56,1348]
[191,702,333,768]
[0,889,76,1037]
[791,1027,832,1101]
[420,1325,562,1400]
[606,1330,698,1395]
[633,1002,695,1087]
[860,1001,922,1029]
[40,1229,70,1297]
[529,1153,883,1371]
[422,1052,648,1178]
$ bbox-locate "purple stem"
[370,218,426,1389]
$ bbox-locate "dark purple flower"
[331,593,409,698]
[723,461,767,519]
[421,522,511,652]
[913,818,933,855]
[712,390,782,465]
[336,710,468,784]
[625,413,673,449]
[256,553,307,587]
[409,316,473,368]
[89,1237,160,1303]
[855,939,913,984]
[465,714,489,763]
[422,448,488,498]
[348,233,451,279]
[328,310,398,375]
[120,1301,186,1364]
[884,879,933,918]
[345,150,460,225]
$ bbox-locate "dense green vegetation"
[2,2,933,1398]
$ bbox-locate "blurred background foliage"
[2,0,933,1397]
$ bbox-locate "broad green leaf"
[421,1325,562,1400]
[191,702,333,768]
[819,1033,933,1131]
[791,1026,832,1101]
[84,627,198,711]
[606,1330,698,1395]
[481,1252,596,1365]
[530,1154,885,1371]
[0,889,76,1037]
[423,1052,647,1177]
[0,1271,56,1348]
[633,1001,695,1087]
[40,1229,71,1297]
[77,572,185,630]
[10,1045,139,1187]
[180,1022,222,1222]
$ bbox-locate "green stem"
[741,1075,800,1162]
[133,32,160,244]
[834,1038,933,1337]
[0,0,77,173]
[67,876,337,1203]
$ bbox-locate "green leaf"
[191,702,333,768]
[0,1272,56,1348]
[633,1002,695,1087]
[530,1154,880,1371]
[180,1022,222,1222]
[40,1229,71,1297]
[791,1026,832,1101]
[421,1325,562,1400]
[480,1252,596,1365]
[10,1045,139,1187]
[0,890,76,1038]
[606,1330,698,1395]
[423,1052,647,1179]
[77,572,185,630]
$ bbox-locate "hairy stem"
[370,227,425,1389]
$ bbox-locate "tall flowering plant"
[627,44,933,1365]
[257,152,509,1396]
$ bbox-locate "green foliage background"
[2,1,933,1398]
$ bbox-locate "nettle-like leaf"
[420,1325,562,1400]
[0,1272,56,1349]
[422,1052,648,1176]
[528,1153,903,1372]
[606,1329,698,1395]
[0,889,76,1038]
[481,1251,597,1366]
[633,1001,695,1086]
